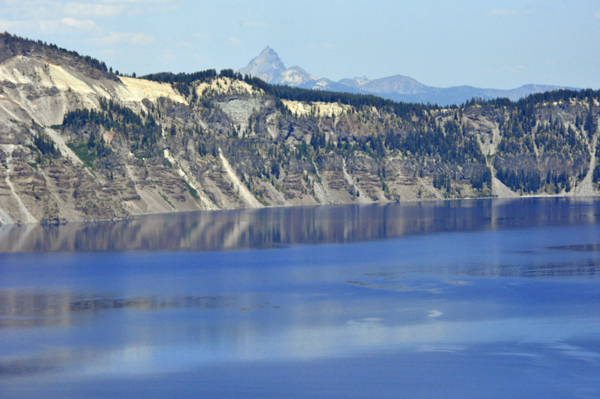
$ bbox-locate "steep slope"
[0,33,599,225]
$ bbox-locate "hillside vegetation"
[0,33,599,224]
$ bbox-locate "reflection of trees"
[458,260,600,278]
[0,291,236,327]
[0,198,596,253]
[350,259,600,284]
[0,351,73,376]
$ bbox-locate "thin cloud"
[193,33,210,40]
[0,19,32,32]
[87,31,155,46]
[228,37,241,46]
[177,42,193,48]
[0,17,100,34]
[59,17,100,30]
[239,20,268,28]
[2,0,125,18]
[102,0,174,3]
[308,42,336,51]
[63,2,126,18]
[1,0,173,27]
[595,11,600,19]
[500,64,528,73]
[489,8,534,16]
[0,1,126,29]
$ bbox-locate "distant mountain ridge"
[238,47,574,105]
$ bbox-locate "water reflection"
[2,284,599,377]
[549,243,600,251]
[1,198,600,398]
[1,197,599,253]
[0,290,236,327]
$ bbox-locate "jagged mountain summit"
[239,46,318,87]
[238,46,285,83]
[238,48,574,105]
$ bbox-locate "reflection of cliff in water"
[0,290,237,327]
[1,197,599,253]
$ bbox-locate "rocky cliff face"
[0,34,599,225]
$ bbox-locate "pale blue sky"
[1,0,600,89]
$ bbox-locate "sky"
[1,0,600,90]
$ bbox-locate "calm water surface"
[1,198,600,398]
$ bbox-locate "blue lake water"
[1,198,600,398]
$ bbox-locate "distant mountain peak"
[261,45,275,54]
[256,46,282,63]
[238,47,320,87]
[238,47,286,83]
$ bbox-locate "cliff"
[0,33,599,224]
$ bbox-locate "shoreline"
[1,193,597,229]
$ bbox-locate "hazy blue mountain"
[359,74,428,95]
[238,47,319,86]
[238,46,287,83]
[338,76,371,88]
[239,48,575,105]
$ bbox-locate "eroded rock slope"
[1,33,599,224]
